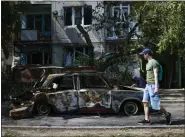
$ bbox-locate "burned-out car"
[9,70,144,119]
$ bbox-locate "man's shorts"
[143,84,160,110]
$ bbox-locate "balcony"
[21,29,51,41]
[106,21,142,41]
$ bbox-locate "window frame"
[63,46,92,66]
[107,4,131,39]
[48,75,76,91]
[78,74,109,89]
[64,6,92,27]
[24,14,51,36]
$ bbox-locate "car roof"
[47,72,103,79]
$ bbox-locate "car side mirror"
[52,83,58,90]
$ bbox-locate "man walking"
[138,48,171,125]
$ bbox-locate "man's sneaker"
[138,119,151,125]
[165,112,172,125]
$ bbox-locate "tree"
[74,2,142,71]
[1,1,30,59]
[136,1,185,57]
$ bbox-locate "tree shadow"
[48,112,129,120]
[151,119,185,125]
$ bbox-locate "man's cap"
[139,48,153,55]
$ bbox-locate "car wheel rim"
[38,105,49,115]
[124,102,138,116]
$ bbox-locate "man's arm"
[153,67,159,93]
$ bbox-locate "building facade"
[11,1,184,88]
[14,1,138,66]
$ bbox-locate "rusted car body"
[10,68,144,119]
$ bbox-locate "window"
[24,14,51,35]
[107,4,130,39]
[35,15,42,32]
[80,75,106,88]
[44,15,51,31]
[74,7,82,25]
[27,15,34,29]
[84,6,92,25]
[64,47,92,66]
[64,6,92,26]
[26,52,51,65]
[64,7,72,26]
[53,76,74,90]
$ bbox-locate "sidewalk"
[125,86,185,103]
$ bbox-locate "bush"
[1,68,32,101]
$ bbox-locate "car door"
[77,73,112,113]
[47,74,78,113]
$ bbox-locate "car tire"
[123,101,139,116]
[37,104,51,116]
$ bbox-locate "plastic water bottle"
[151,93,160,110]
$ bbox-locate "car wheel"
[37,104,51,116]
[123,101,139,116]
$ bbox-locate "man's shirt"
[146,59,160,84]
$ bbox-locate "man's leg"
[143,102,150,121]
[138,85,151,124]
[160,106,172,125]
[149,85,172,125]
[160,105,168,115]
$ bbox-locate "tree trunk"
[76,25,94,66]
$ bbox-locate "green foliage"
[1,70,32,101]
[1,1,30,59]
[136,1,185,56]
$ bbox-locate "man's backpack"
[159,64,163,81]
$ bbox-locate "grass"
[1,128,185,137]
[3,130,17,137]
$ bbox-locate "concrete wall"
[50,1,105,64]
[51,1,104,43]
[52,44,64,66]
[31,1,105,65]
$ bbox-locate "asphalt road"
[2,103,185,127]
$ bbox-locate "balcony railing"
[21,29,51,41]
[21,29,38,41]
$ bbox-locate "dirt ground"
[2,128,185,137]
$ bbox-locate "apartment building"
[14,1,139,66]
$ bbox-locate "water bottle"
[151,93,160,110]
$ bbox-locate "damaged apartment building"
[12,1,142,85]
[14,1,104,67]
[13,1,138,67]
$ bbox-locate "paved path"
[2,103,184,127]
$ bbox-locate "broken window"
[44,14,51,31]
[84,6,92,25]
[74,7,82,25]
[35,15,42,33]
[80,75,106,88]
[27,15,34,29]
[64,6,92,26]
[26,52,51,65]
[53,76,74,90]
[64,7,72,26]
[64,47,91,66]
[25,14,51,36]
[107,4,130,38]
